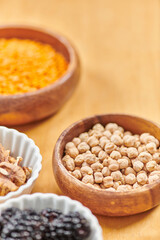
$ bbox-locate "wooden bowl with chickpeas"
[53,114,160,216]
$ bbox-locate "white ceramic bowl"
[0,193,103,240]
[0,126,42,203]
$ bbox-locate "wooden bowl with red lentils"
[0,26,80,126]
[53,114,160,216]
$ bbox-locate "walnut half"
[0,162,26,187]
[0,143,33,196]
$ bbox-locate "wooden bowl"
[53,114,160,216]
[0,26,80,126]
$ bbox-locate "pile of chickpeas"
[62,123,160,192]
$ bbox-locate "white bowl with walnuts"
[53,114,160,216]
[0,126,42,203]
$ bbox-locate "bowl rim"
[0,24,78,99]
[0,126,42,201]
[53,113,160,197]
[0,192,103,239]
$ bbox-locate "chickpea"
[77,142,90,153]
[123,135,135,147]
[86,150,92,154]
[65,142,75,150]
[94,172,103,183]
[88,129,102,139]
[118,126,124,133]
[84,153,97,165]
[133,182,141,189]
[150,170,160,176]
[103,159,109,167]
[134,134,140,141]
[140,133,150,144]
[146,142,157,154]
[108,157,114,165]
[103,176,114,188]
[81,166,93,176]
[99,136,110,148]
[138,152,152,163]
[127,147,138,158]
[133,160,144,172]
[124,167,136,176]
[103,130,112,139]
[138,145,147,153]
[111,171,122,181]
[93,123,104,132]
[114,130,123,138]
[93,184,101,189]
[91,162,103,172]
[66,147,79,158]
[98,150,108,161]
[117,158,128,169]
[91,146,102,156]
[111,135,123,146]
[110,150,121,160]
[87,136,99,147]
[134,141,141,148]
[79,132,89,142]
[105,187,116,192]
[82,175,94,184]
[108,160,119,171]
[105,123,118,133]
[72,137,81,146]
[143,135,159,147]
[72,169,82,180]
[62,155,75,171]
[120,146,128,156]
[153,152,160,164]
[104,142,116,154]
[123,131,132,136]
[113,181,121,189]
[102,167,111,177]
[62,154,70,164]
[146,161,157,172]
[137,173,148,185]
[144,135,157,145]
[125,173,136,185]
[75,154,85,166]
[148,175,160,184]
[82,161,89,167]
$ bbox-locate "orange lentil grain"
[0,38,68,95]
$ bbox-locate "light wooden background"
[0,0,160,239]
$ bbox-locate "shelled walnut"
[0,144,32,196]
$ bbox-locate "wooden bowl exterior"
[0,26,80,126]
[53,114,160,216]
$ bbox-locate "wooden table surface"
[0,0,160,239]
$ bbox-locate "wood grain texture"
[0,26,80,126]
[0,0,160,239]
[53,114,160,216]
